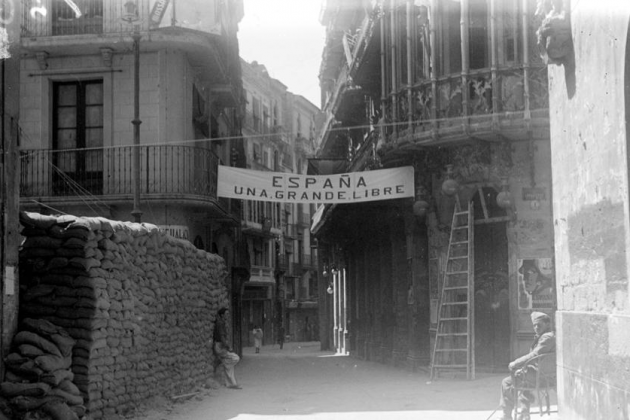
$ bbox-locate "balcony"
[296,210,310,228]
[20,145,238,219]
[20,0,238,87]
[376,66,549,161]
[276,255,293,276]
[282,223,299,240]
[250,265,274,283]
[300,253,318,271]
[21,0,225,38]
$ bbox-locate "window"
[263,105,270,133]
[296,114,302,137]
[395,4,408,87]
[499,0,522,65]
[52,0,103,35]
[193,86,208,138]
[252,97,261,132]
[439,0,462,76]
[253,143,261,162]
[414,5,430,82]
[469,0,489,70]
[52,80,103,195]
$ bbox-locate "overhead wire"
[15,116,436,155]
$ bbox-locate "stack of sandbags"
[1,318,84,419]
[18,212,229,419]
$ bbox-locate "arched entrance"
[472,187,510,371]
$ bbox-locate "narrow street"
[134,342,559,420]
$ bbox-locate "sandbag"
[18,344,45,358]
[10,395,63,411]
[57,380,80,397]
[10,360,45,380]
[22,285,56,302]
[5,353,29,368]
[34,355,71,373]
[40,370,73,387]
[4,371,30,384]
[13,332,61,357]
[47,388,83,406]
[22,319,75,358]
[0,381,50,398]
[70,405,85,418]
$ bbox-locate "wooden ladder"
[430,201,475,380]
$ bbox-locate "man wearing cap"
[496,311,556,420]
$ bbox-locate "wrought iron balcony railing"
[20,145,220,200]
[382,66,549,142]
[300,253,318,270]
[21,0,226,38]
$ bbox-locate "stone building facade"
[546,1,630,418]
[16,0,248,351]
[240,60,322,346]
[314,0,554,375]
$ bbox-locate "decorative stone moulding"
[35,51,48,70]
[535,0,572,65]
[100,48,113,67]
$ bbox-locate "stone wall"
[18,212,229,419]
[547,2,630,419]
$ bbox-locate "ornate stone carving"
[535,0,572,65]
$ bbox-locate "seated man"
[212,307,242,389]
[497,311,556,420]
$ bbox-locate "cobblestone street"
[135,342,559,420]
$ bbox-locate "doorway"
[472,187,510,371]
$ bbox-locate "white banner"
[218,166,414,204]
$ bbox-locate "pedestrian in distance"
[253,325,263,354]
[212,307,242,389]
[278,325,285,350]
[496,311,555,420]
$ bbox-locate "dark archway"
[472,187,510,372]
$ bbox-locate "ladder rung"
[441,302,467,306]
[433,364,469,368]
[450,241,468,245]
[446,270,468,275]
[437,333,468,337]
[452,226,467,230]
[435,348,468,352]
[454,211,469,216]
[444,286,468,291]
[440,317,467,321]
[448,256,468,260]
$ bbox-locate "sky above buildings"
[238,0,326,108]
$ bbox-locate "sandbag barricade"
[16,212,229,419]
[0,318,83,419]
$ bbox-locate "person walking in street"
[212,307,242,389]
[278,325,285,350]
[253,325,263,354]
[496,311,556,420]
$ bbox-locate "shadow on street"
[137,341,559,420]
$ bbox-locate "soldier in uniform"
[497,311,556,420]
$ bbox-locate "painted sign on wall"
[218,166,414,204]
[517,258,554,310]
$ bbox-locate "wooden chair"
[512,352,556,419]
